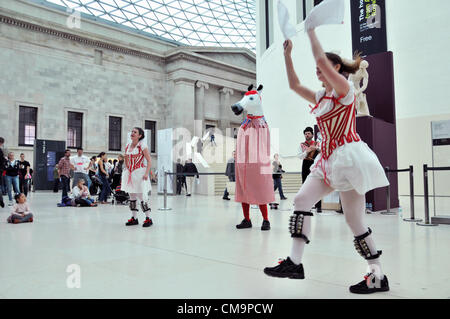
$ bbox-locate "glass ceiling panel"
[44,0,256,51]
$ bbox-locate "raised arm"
[359,70,369,94]
[142,148,151,180]
[283,40,317,105]
[307,29,349,97]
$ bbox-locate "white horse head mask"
[231,84,264,117]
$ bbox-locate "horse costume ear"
[247,84,254,91]
[257,84,263,91]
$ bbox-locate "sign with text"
[350,0,387,56]
[432,120,450,146]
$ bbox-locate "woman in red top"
[263,28,389,294]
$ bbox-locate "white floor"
[0,189,449,299]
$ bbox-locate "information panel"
[350,0,387,56]
[33,139,66,190]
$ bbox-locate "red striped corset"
[313,94,360,160]
[125,145,146,173]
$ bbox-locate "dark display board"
[33,139,66,190]
[364,51,396,124]
[350,0,387,56]
[356,116,399,211]
[315,117,399,211]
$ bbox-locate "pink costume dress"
[308,80,389,194]
[121,140,151,199]
[235,115,275,205]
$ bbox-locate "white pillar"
[172,78,196,135]
[219,87,234,132]
[195,81,209,137]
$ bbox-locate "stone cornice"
[165,50,256,78]
[0,14,165,63]
[182,46,256,63]
[167,69,248,93]
[0,13,256,80]
[173,78,196,85]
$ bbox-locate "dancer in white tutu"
[263,27,390,294]
[122,127,153,228]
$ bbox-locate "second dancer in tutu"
[122,127,153,228]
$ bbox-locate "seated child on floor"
[72,179,97,207]
[7,193,33,224]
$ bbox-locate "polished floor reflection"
[0,190,449,299]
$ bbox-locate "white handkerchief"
[304,0,345,31]
[277,0,297,40]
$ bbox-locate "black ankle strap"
[293,211,314,216]
[366,250,382,260]
[354,228,372,241]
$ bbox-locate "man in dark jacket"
[176,159,185,195]
[18,153,31,196]
[223,151,235,200]
[0,137,5,208]
[183,159,199,196]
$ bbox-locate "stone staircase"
[210,162,303,196]
[279,173,302,194]
[211,162,228,196]
[201,136,303,196]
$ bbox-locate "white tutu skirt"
[309,140,389,195]
[121,167,151,199]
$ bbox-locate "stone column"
[195,81,209,137]
[219,87,234,133]
[172,78,196,135]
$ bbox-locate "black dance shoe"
[349,273,389,294]
[261,220,271,231]
[264,257,305,279]
[236,219,252,229]
[125,217,139,226]
[143,217,153,228]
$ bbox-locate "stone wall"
[0,0,256,171]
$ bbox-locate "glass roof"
[45,0,256,51]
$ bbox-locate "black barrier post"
[381,167,396,215]
[403,165,422,222]
[417,164,437,226]
[158,171,172,211]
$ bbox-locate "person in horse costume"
[231,84,274,231]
